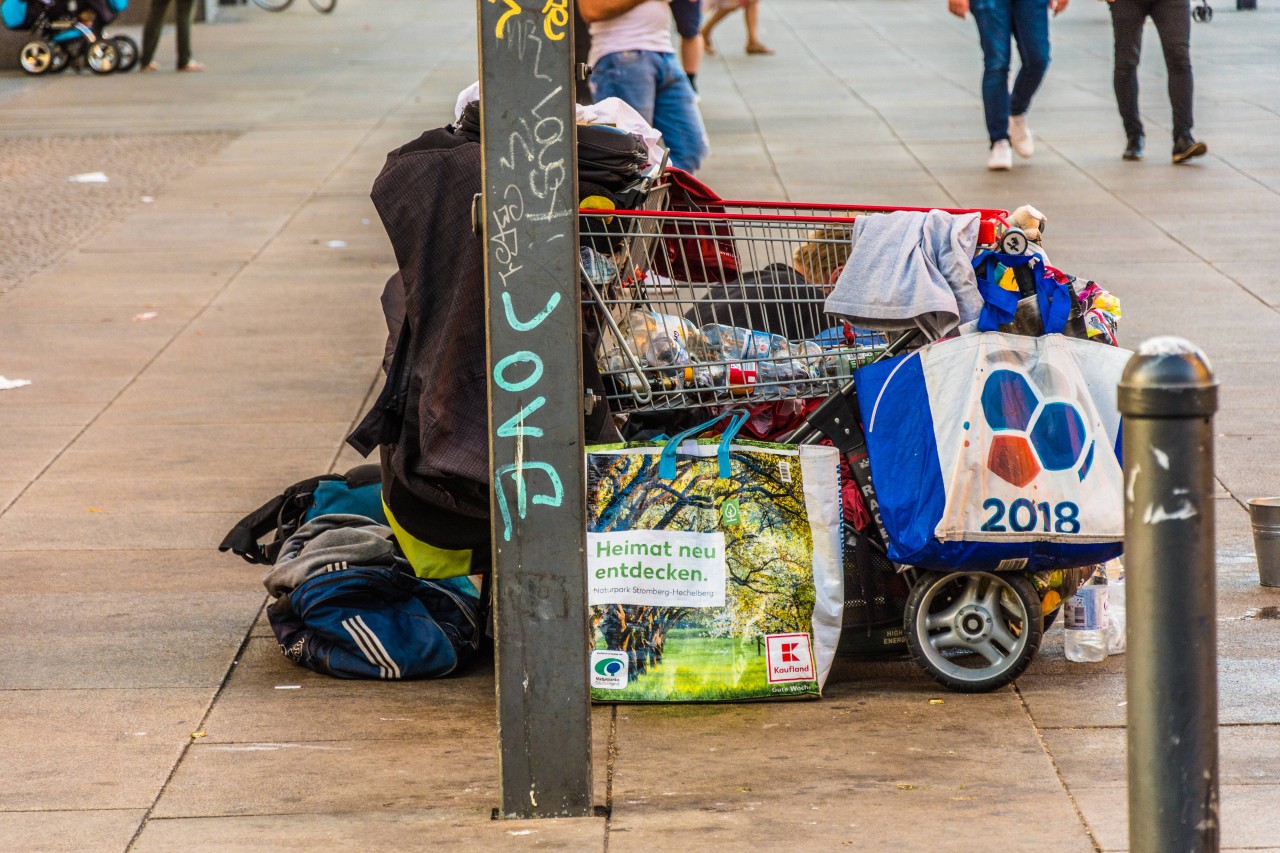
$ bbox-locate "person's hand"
[1050,0,1069,15]
[948,0,969,17]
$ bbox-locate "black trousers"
[1110,0,1194,140]
[140,0,196,69]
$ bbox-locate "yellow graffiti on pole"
[489,0,521,38]
[540,0,568,40]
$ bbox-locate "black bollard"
[1118,337,1219,853]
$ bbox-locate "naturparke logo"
[764,633,815,684]
[590,651,628,690]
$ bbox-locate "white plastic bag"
[1099,559,1125,656]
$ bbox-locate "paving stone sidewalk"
[2,0,1279,850]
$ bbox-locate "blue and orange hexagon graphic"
[978,368,1093,487]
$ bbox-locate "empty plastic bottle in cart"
[1064,570,1110,663]
[624,311,696,373]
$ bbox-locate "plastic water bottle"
[1064,570,1110,663]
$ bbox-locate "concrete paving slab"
[609,688,1089,849]
[1218,436,1280,503]
[237,197,390,259]
[0,424,84,480]
[102,373,371,427]
[2,270,231,316]
[610,798,1093,853]
[199,639,497,743]
[135,810,605,852]
[14,470,334,517]
[0,400,103,429]
[82,200,302,255]
[250,608,274,639]
[0,480,23,509]
[1045,725,1280,790]
[0,809,145,853]
[1073,783,1280,851]
[0,548,261,595]
[151,737,500,818]
[1213,260,1280,307]
[0,688,211,810]
[38,246,250,279]
[0,508,246,553]
[61,421,352,461]
[0,591,258,689]
[200,635,614,807]
[29,432,341,482]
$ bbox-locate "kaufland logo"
[590,651,628,690]
[979,368,1095,488]
[765,633,815,684]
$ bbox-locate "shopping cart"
[579,197,1093,692]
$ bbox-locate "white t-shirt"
[588,0,675,67]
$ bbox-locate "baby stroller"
[579,175,1118,692]
[2,0,137,74]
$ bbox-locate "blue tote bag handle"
[973,252,1071,335]
[658,409,750,480]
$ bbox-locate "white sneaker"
[987,140,1013,171]
[1009,114,1034,158]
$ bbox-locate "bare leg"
[744,1,772,54]
[701,6,735,55]
[680,34,703,76]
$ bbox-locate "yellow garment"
[382,497,473,579]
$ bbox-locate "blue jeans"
[970,0,1051,145]
[591,50,708,173]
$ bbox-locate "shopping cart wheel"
[1192,4,1212,21]
[904,570,1044,693]
[111,35,139,72]
[85,40,119,75]
[19,40,56,75]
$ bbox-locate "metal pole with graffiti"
[477,0,591,819]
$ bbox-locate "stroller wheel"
[49,44,70,73]
[19,40,56,75]
[86,40,120,75]
[904,570,1044,693]
[111,35,139,72]
[1192,4,1211,21]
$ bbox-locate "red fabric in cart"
[661,168,740,284]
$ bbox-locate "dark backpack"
[219,464,386,566]
[269,567,481,680]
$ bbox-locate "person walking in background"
[671,0,705,94]
[701,0,773,57]
[949,0,1066,171]
[1107,0,1205,163]
[139,0,203,72]
[579,0,709,173]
